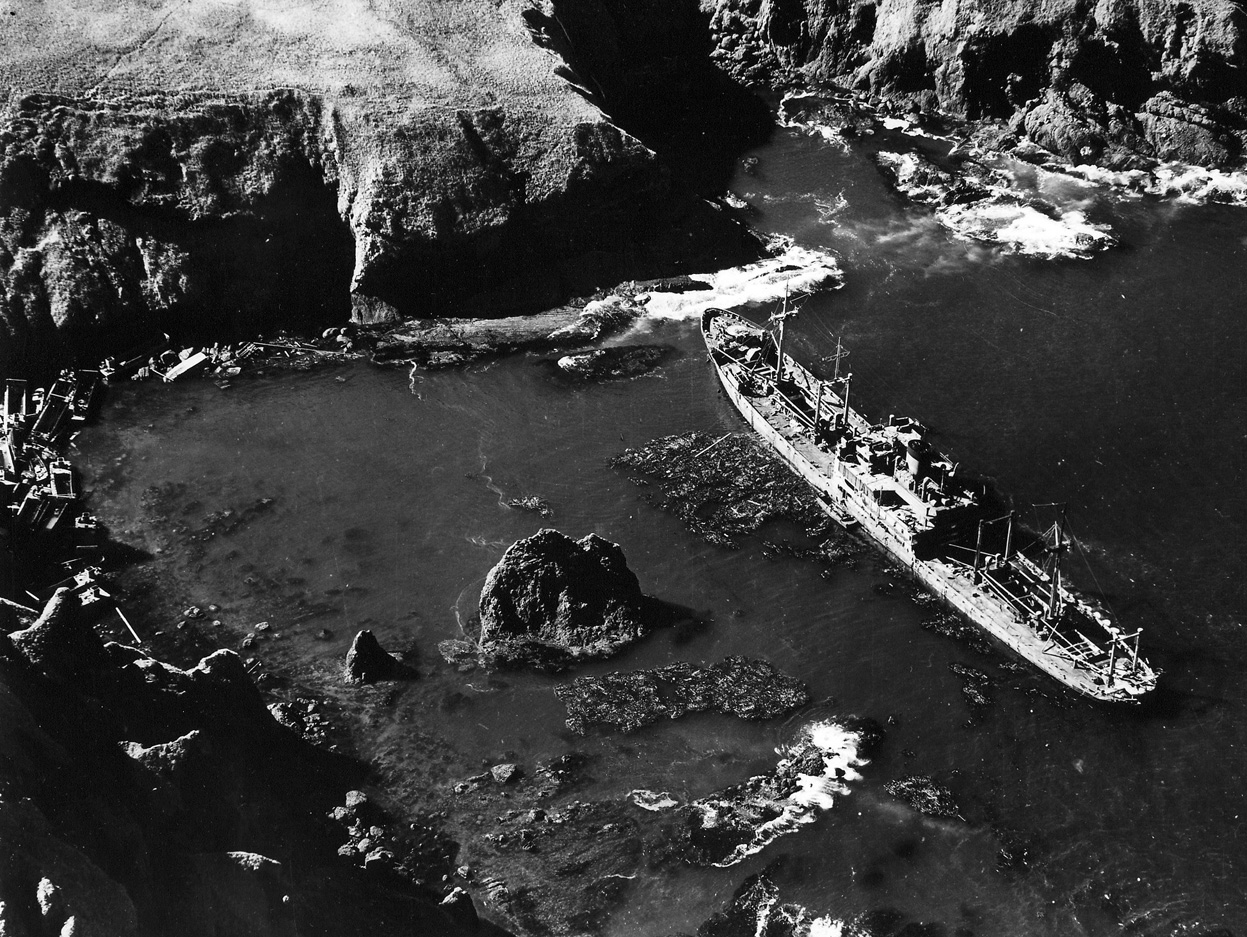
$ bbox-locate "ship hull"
[702,308,1155,703]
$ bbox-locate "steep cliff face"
[707,0,1247,168]
[0,0,767,377]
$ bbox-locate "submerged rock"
[654,717,883,868]
[555,656,809,734]
[694,871,814,937]
[343,630,414,684]
[949,662,995,721]
[477,529,658,671]
[884,776,962,819]
[505,496,553,518]
[549,344,674,382]
[873,148,1116,259]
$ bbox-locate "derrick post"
[972,519,985,584]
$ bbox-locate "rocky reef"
[708,0,1247,169]
[474,528,662,671]
[655,717,883,868]
[555,656,809,734]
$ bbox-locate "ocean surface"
[75,124,1247,935]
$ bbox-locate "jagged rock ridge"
[707,0,1247,168]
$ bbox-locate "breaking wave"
[636,245,844,320]
[705,718,869,868]
[936,201,1115,259]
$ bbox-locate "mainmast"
[772,287,789,383]
[1046,510,1067,621]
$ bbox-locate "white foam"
[1147,163,1247,204]
[629,790,679,811]
[637,247,844,321]
[1025,156,1247,205]
[937,201,1115,259]
[708,719,869,867]
[809,917,846,937]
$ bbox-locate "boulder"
[8,587,108,680]
[490,763,520,785]
[0,796,140,937]
[477,529,657,671]
[343,630,414,685]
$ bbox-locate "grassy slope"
[0,0,592,116]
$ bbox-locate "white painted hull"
[704,311,1156,703]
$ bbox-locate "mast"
[1004,510,1014,561]
[972,519,985,584]
[1047,513,1064,620]
[840,373,852,425]
[773,287,788,383]
[813,380,825,429]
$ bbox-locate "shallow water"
[77,124,1247,935]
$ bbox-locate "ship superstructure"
[702,306,1158,702]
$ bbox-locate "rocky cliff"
[0,0,768,377]
[0,589,493,937]
[707,0,1247,168]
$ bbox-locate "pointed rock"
[343,630,413,684]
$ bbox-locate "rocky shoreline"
[4,0,1246,934]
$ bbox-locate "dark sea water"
[76,125,1247,936]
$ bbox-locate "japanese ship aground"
[702,305,1159,703]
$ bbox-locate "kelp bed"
[611,432,857,568]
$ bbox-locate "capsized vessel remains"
[701,305,1158,702]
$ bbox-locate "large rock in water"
[478,529,654,670]
[343,630,414,684]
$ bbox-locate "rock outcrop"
[0,0,770,378]
[0,592,489,937]
[707,0,1247,168]
[477,528,658,670]
[343,629,414,684]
